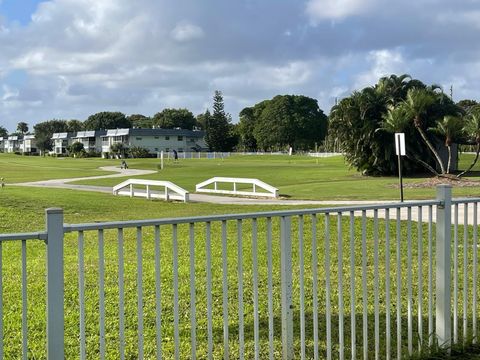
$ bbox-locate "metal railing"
[0,185,479,359]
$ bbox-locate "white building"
[5,135,21,153]
[0,137,4,152]
[72,130,106,153]
[52,133,74,155]
[101,128,206,156]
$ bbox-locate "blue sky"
[0,0,479,132]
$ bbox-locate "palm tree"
[429,115,464,174]
[458,112,480,177]
[403,88,447,174]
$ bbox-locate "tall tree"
[128,114,152,128]
[237,107,258,151]
[402,88,446,174]
[0,126,7,138]
[17,122,29,134]
[83,112,131,130]
[33,119,69,154]
[458,110,480,177]
[205,91,236,151]
[429,115,465,173]
[67,120,84,132]
[152,108,196,129]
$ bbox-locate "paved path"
[12,167,479,225]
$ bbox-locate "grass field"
[0,152,479,359]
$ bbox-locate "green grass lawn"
[2,152,480,200]
[0,153,479,359]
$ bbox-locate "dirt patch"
[391,177,480,189]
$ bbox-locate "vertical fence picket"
[396,208,402,360]
[172,224,180,360]
[118,229,125,360]
[473,203,478,341]
[237,220,244,360]
[407,207,413,356]
[385,209,391,360]
[454,204,459,344]
[428,205,433,347]
[349,212,356,360]
[136,227,143,359]
[338,213,344,360]
[78,231,86,360]
[252,219,259,360]
[325,214,332,360]
[464,204,468,342]
[417,207,423,350]
[21,240,27,360]
[0,242,3,360]
[221,221,229,360]
[267,218,274,360]
[205,223,213,359]
[299,216,306,360]
[154,226,162,360]
[98,230,105,360]
[189,223,197,360]
[361,211,368,360]
[312,214,319,360]
[373,210,379,360]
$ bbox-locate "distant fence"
[0,185,478,359]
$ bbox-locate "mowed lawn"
[0,153,479,358]
[2,152,480,200]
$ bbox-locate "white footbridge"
[195,177,279,198]
[113,179,189,202]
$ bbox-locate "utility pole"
[450,85,453,100]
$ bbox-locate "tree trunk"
[457,142,480,177]
[447,145,451,174]
[415,125,446,174]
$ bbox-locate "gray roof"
[51,132,71,139]
[74,130,106,138]
[24,135,35,140]
[103,128,205,138]
[8,135,19,140]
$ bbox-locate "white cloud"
[354,49,407,89]
[305,0,378,21]
[171,22,204,42]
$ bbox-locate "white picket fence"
[0,185,478,359]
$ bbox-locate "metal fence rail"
[0,185,479,359]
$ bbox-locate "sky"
[0,0,479,132]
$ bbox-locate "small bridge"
[113,179,189,202]
[195,177,279,198]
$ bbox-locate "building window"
[154,148,158,151]
[165,136,170,140]
[154,136,159,139]
[136,137,142,140]
[178,136,183,141]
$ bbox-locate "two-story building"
[5,135,21,153]
[22,135,37,154]
[72,130,106,153]
[101,128,206,157]
[0,137,4,152]
[52,133,74,155]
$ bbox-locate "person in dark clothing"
[173,149,178,161]
[121,160,128,169]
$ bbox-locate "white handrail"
[195,177,279,198]
[113,179,189,202]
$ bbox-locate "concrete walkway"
[12,166,479,225]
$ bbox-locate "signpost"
[395,133,406,202]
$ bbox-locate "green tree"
[458,110,480,177]
[33,120,69,155]
[17,122,29,134]
[152,109,196,130]
[252,95,327,151]
[67,120,84,132]
[205,91,236,151]
[195,110,211,130]
[429,115,465,173]
[68,142,85,156]
[237,107,258,151]
[84,112,131,130]
[402,88,446,174]
[0,126,7,138]
[127,114,152,128]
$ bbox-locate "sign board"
[395,133,406,156]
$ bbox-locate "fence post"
[280,216,293,359]
[435,185,452,348]
[45,208,64,360]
